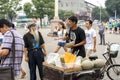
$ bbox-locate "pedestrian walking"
[108,22,113,34]
[66,16,86,58]
[114,20,119,34]
[85,20,96,57]
[0,19,24,79]
[54,22,68,53]
[23,23,47,80]
[118,20,120,34]
[98,22,106,45]
[105,21,108,32]
[33,16,41,32]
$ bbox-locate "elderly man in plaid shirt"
[0,19,24,79]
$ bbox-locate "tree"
[92,7,109,21]
[59,10,74,21]
[32,0,54,26]
[32,0,54,18]
[105,0,120,17]
[8,10,17,22]
[23,3,34,18]
[0,0,22,21]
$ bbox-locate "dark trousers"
[99,33,105,45]
[28,49,44,80]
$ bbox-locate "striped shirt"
[0,29,24,76]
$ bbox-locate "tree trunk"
[40,18,42,28]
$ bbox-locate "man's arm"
[24,48,28,57]
[73,39,86,47]
[0,49,9,57]
[24,48,29,62]
[93,37,96,52]
[41,44,47,56]
[0,31,13,57]
[73,28,86,47]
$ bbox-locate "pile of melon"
[81,58,106,70]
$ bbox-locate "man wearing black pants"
[23,23,47,80]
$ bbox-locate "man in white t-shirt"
[33,16,41,32]
[85,20,96,57]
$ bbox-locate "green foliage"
[0,0,22,21]
[32,0,54,19]
[23,3,33,18]
[105,0,120,17]
[24,0,54,20]
[59,10,74,20]
[92,7,109,21]
[8,10,17,21]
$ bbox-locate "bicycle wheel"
[107,64,120,80]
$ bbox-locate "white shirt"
[35,21,41,30]
[85,28,96,49]
[57,29,66,42]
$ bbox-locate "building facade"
[84,1,96,20]
[58,0,96,20]
[59,0,87,13]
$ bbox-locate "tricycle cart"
[43,62,101,80]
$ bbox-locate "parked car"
[77,20,85,26]
[16,18,33,28]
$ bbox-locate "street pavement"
[16,27,120,80]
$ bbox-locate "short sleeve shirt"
[85,28,96,49]
[69,27,86,57]
[23,32,44,49]
[0,29,24,76]
[35,21,41,30]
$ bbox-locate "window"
[66,2,68,7]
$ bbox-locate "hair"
[27,23,36,29]
[86,20,93,25]
[68,16,78,24]
[0,19,12,28]
[59,22,66,29]
[11,23,15,29]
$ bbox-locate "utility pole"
[55,0,59,19]
[115,10,117,20]
[97,1,102,22]
[100,7,101,22]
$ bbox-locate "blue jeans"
[28,49,44,80]
[58,42,66,47]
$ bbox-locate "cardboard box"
[43,62,82,80]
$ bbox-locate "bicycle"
[98,42,120,80]
[77,42,120,80]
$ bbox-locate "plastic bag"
[74,56,82,68]
[46,53,60,65]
